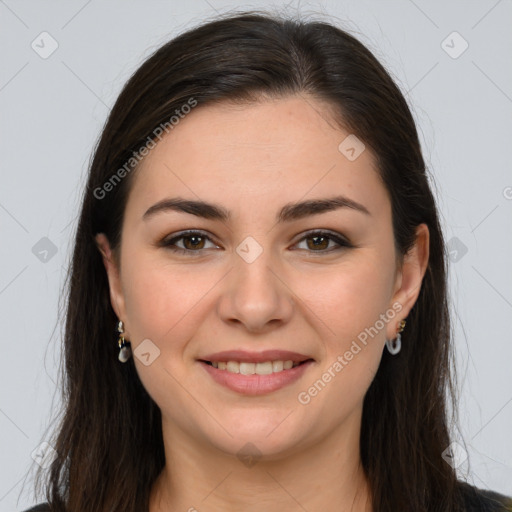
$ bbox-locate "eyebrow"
[142,195,371,223]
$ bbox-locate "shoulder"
[458,481,512,511]
[20,504,51,512]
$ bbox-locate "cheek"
[120,254,216,420]
[293,264,391,422]
[120,248,208,344]
[296,258,394,346]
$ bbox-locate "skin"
[96,94,429,512]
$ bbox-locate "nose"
[217,247,294,334]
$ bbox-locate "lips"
[199,349,313,364]
[199,358,314,395]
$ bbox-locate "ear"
[386,223,430,340]
[95,233,129,338]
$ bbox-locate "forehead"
[125,95,389,220]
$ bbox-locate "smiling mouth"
[199,359,314,375]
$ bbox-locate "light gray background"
[1,0,511,510]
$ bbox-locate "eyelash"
[159,229,353,256]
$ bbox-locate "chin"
[201,414,307,460]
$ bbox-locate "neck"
[149,412,372,512]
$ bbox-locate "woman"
[25,10,511,512]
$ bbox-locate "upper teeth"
[210,360,300,375]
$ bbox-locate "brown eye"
[295,231,352,253]
[181,234,206,250]
[160,230,219,255]
[306,235,330,251]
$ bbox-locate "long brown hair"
[34,10,465,511]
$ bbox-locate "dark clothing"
[20,482,512,511]
[458,481,512,511]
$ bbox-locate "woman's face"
[97,95,428,460]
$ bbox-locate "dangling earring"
[386,319,406,355]
[117,320,132,363]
